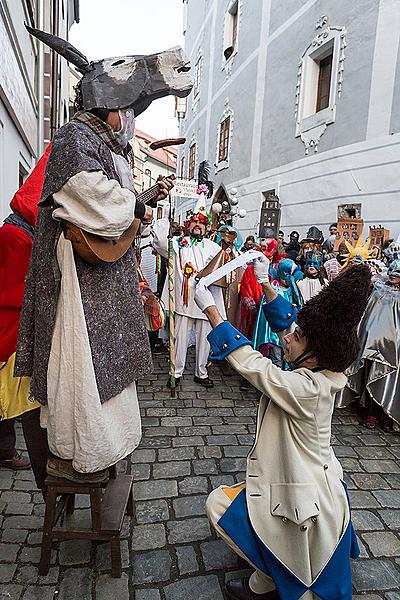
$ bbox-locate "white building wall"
[179,0,400,241]
[0,0,77,222]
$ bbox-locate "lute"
[64,176,175,266]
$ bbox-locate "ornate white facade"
[178,0,400,240]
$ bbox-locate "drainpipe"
[37,0,44,157]
[50,0,60,136]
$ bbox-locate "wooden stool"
[39,464,133,578]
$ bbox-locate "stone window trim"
[295,23,347,154]
[221,0,242,76]
[215,102,234,173]
[193,52,203,100]
[180,155,186,178]
[188,141,197,180]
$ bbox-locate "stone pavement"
[0,349,400,599]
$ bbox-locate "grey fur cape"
[14,120,152,405]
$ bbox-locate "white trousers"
[174,314,212,379]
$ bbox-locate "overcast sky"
[70,0,184,139]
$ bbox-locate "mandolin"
[64,176,175,266]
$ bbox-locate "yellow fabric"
[0,353,39,420]
[221,482,246,502]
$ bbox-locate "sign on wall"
[170,178,198,198]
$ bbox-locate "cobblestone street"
[1,350,400,599]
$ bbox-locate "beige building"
[132,129,177,195]
[0,0,79,220]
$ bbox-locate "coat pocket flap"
[270,483,320,524]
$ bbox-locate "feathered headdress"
[197,161,214,199]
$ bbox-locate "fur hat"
[296,264,372,372]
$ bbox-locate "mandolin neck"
[136,183,161,206]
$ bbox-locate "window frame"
[215,104,234,173]
[316,53,333,113]
[295,26,346,153]
[193,54,202,99]
[223,0,240,63]
[218,116,231,163]
[188,143,196,180]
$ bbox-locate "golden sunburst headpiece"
[342,236,372,267]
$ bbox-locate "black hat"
[305,226,324,244]
[296,264,372,372]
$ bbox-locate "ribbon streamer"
[199,250,264,288]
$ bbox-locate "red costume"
[239,239,285,338]
[0,145,51,362]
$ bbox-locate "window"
[193,56,202,98]
[316,54,333,112]
[26,0,36,26]
[224,1,239,60]
[145,168,152,185]
[295,24,346,153]
[218,116,231,162]
[180,156,185,178]
[19,164,28,188]
[188,144,196,179]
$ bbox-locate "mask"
[305,251,323,273]
[388,259,400,279]
[261,238,278,260]
[114,108,135,148]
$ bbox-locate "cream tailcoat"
[226,344,349,587]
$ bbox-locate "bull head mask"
[26,25,193,116]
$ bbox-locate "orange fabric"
[221,483,246,502]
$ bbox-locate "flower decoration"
[183,211,211,229]
[178,237,189,249]
[197,184,209,195]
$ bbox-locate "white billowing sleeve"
[152,218,169,258]
[52,170,136,238]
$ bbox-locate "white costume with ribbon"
[152,219,226,379]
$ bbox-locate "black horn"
[25,24,89,73]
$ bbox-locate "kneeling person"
[194,258,371,600]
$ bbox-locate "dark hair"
[73,80,84,112]
[290,231,299,238]
[330,223,338,229]
[279,230,284,235]
[297,264,372,372]
[90,108,110,122]
[246,235,255,242]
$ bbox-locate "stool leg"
[127,484,134,517]
[109,464,117,479]
[39,487,57,576]
[89,487,102,531]
[66,494,75,515]
[110,537,122,578]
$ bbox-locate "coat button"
[210,351,214,355]
[300,525,308,531]
[323,464,328,470]
[281,517,287,523]
[287,313,292,317]
[222,343,228,349]
[235,334,241,340]
[311,517,317,522]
